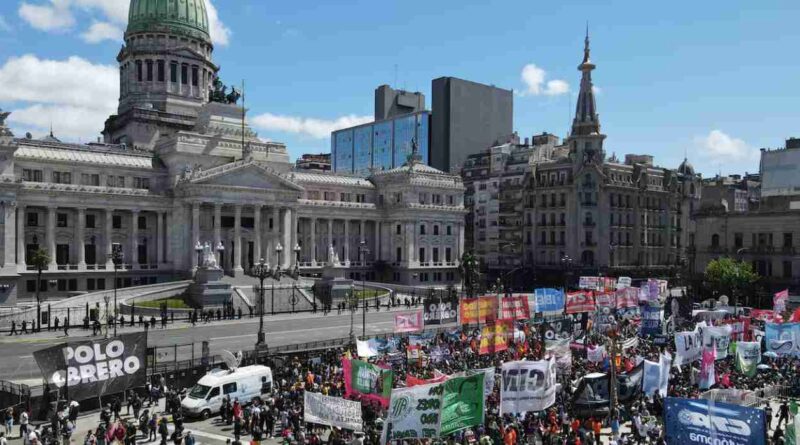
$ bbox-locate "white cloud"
[81,21,123,43]
[19,0,231,46]
[251,113,372,139]
[18,0,74,32]
[206,0,231,47]
[695,130,758,162]
[0,55,117,141]
[519,63,570,97]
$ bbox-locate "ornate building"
[0,0,464,305]
[521,33,701,279]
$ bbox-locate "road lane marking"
[210,321,394,341]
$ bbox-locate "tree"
[704,257,759,306]
[29,247,50,332]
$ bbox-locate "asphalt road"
[0,308,418,384]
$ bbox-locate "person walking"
[21,320,27,335]
[19,410,28,440]
[4,408,12,436]
[158,416,169,445]
[147,415,157,442]
[9,321,15,336]
[64,319,69,337]
[777,400,790,428]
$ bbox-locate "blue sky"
[0,0,798,177]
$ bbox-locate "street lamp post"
[103,295,110,339]
[273,243,283,315]
[359,240,370,338]
[251,258,270,346]
[107,249,123,337]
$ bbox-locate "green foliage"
[138,298,191,309]
[704,257,759,297]
[29,247,50,272]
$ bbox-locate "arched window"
[711,234,720,247]
[135,60,143,82]
[690,183,696,195]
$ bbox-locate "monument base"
[187,267,232,308]
[314,265,353,306]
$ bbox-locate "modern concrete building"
[374,85,425,121]
[0,0,466,306]
[431,77,513,173]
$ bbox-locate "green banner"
[347,359,393,403]
[734,342,760,378]
[439,373,485,435]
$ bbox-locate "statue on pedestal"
[200,242,219,269]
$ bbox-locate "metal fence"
[699,385,789,407]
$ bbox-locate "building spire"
[571,24,600,137]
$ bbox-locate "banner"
[674,329,703,366]
[751,309,777,322]
[459,297,497,324]
[579,276,601,290]
[587,345,606,363]
[384,383,442,441]
[343,359,393,408]
[592,293,617,333]
[304,392,363,432]
[357,340,380,358]
[439,374,485,435]
[479,319,512,355]
[33,332,147,401]
[533,288,565,313]
[540,318,573,342]
[499,358,556,415]
[499,296,531,320]
[701,325,732,360]
[664,398,766,445]
[640,303,662,337]
[722,317,750,342]
[465,368,495,398]
[616,276,632,289]
[775,289,790,313]
[545,338,572,374]
[647,279,660,300]
[406,372,448,388]
[638,286,650,303]
[735,341,761,377]
[615,288,639,309]
[566,291,596,314]
[423,297,459,325]
[698,348,716,390]
[394,311,424,333]
[765,322,800,356]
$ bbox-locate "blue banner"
[533,288,565,313]
[664,398,766,445]
[640,303,662,337]
[765,322,800,356]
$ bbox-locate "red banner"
[405,372,448,387]
[774,289,789,313]
[566,291,596,314]
[460,296,498,324]
[500,296,531,320]
[615,288,639,309]
[751,309,777,322]
[479,319,512,355]
[394,311,424,333]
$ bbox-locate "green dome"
[127,0,210,42]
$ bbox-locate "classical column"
[16,204,25,271]
[253,204,262,263]
[47,206,57,270]
[191,203,200,270]
[457,223,465,263]
[290,209,298,267]
[374,221,380,262]
[76,208,86,269]
[282,208,291,268]
[327,219,333,256]
[156,211,165,264]
[310,217,317,266]
[105,209,114,268]
[164,211,172,264]
[2,201,16,273]
[406,222,415,266]
[213,204,222,265]
[343,219,350,266]
[131,210,139,267]
[233,204,243,275]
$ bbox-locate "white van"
[181,365,273,419]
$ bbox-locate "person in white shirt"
[19,411,28,440]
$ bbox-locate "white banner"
[642,353,670,398]
[674,329,702,367]
[466,368,496,398]
[304,392,363,432]
[587,345,606,363]
[356,339,380,358]
[701,325,732,360]
[499,358,557,415]
[616,276,632,289]
[385,383,442,441]
[545,338,572,374]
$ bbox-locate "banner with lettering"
[647,279,660,300]
[566,291,596,314]
[343,359,393,408]
[698,348,716,390]
[638,286,650,302]
[664,398,766,445]
[545,338,572,374]
[423,296,459,325]
[533,288,565,313]
[765,322,800,356]
[592,293,617,333]
[775,289,790,313]
[499,296,531,320]
[640,303,662,337]
[499,358,557,415]
[465,368,496,398]
[539,318,573,342]
[616,276,632,289]
[304,391,363,432]
[751,309,778,322]
[479,319,512,355]
[579,276,601,290]
[615,288,639,309]
[439,374,485,435]
[384,382,442,441]
[394,311,424,333]
[701,325,732,360]
[735,341,761,377]
[459,297,498,324]
[674,329,703,367]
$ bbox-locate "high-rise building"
[431,77,513,173]
[374,85,425,121]
[331,110,430,176]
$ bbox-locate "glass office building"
[332,110,430,175]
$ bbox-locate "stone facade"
[0,0,464,305]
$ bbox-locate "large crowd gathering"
[4,289,800,445]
